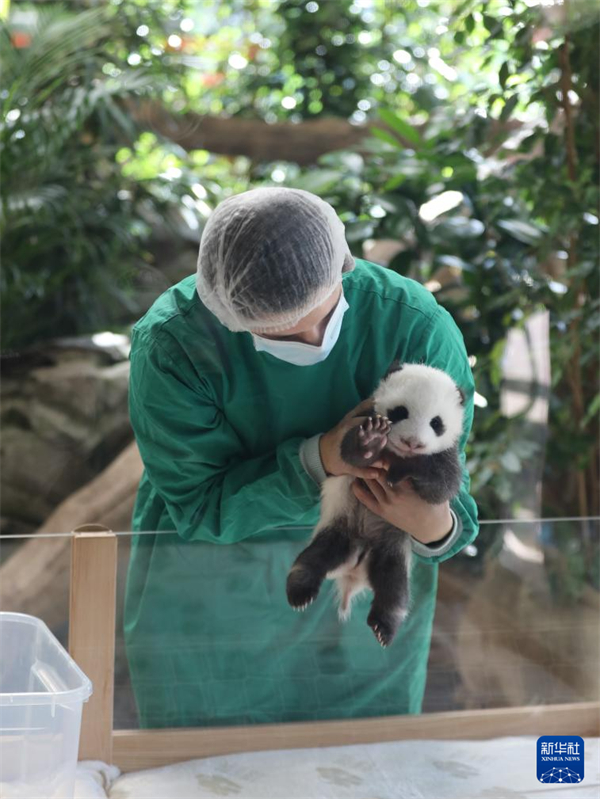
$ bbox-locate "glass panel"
[4,521,597,730]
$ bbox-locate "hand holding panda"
[286,362,465,648]
[351,473,455,547]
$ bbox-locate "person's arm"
[129,331,321,543]
[408,304,479,563]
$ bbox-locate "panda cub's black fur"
[286,363,465,648]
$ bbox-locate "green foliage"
[182,0,476,123]
[0,2,197,349]
[267,0,373,119]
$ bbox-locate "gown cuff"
[410,508,462,559]
[299,434,328,486]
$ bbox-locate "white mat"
[77,736,600,799]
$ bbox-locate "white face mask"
[252,294,349,366]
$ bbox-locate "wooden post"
[69,525,117,764]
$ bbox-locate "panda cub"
[286,363,465,648]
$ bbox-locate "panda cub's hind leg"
[366,534,411,648]
[286,522,356,611]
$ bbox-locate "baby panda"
[286,362,465,648]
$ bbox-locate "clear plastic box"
[0,612,93,799]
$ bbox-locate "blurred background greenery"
[1,0,598,591]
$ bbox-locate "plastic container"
[0,612,93,799]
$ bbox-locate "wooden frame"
[69,526,117,764]
[113,702,600,772]
[68,530,600,773]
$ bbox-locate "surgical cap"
[196,187,354,333]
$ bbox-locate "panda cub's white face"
[373,363,464,457]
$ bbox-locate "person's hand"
[352,475,453,544]
[320,400,388,481]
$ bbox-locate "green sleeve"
[410,305,480,563]
[129,333,320,543]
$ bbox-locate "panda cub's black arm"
[387,447,462,505]
[385,456,413,484]
[340,414,391,468]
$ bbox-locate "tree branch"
[128,101,370,165]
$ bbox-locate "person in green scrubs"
[126,187,478,729]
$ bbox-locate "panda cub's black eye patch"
[430,416,445,436]
[388,405,409,423]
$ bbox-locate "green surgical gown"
[125,259,478,728]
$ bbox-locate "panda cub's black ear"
[385,360,403,378]
[457,386,466,406]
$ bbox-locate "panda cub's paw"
[286,566,321,611]
[357,415,391,460]
[340,414,390,468]
[367,607,400,648]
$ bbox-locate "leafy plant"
[0,2,195,349]
[180,0,484,124]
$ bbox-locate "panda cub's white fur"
[374,365,464,458]
[286,363,465,647]
[318,474,366,617]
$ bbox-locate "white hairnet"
[196,187,354,333]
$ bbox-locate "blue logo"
[537,736,584,784]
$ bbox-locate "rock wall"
[1,336,132,533]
